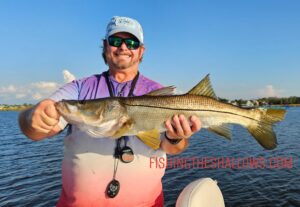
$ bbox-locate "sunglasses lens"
[108,36,140,50]
[125,39,140,50]
[108,36,122,47]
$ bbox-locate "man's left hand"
[161,114,201,155]
[165,114,201,139]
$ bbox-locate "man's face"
[104,32,144,70]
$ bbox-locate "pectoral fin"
[137,129,161,150]
[208,124,232,140]
[85,127,107,137]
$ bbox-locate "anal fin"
[137,129,161,150]
[208,124,232,140]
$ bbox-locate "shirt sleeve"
[48,80,80,102]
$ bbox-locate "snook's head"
[55,99,130,137]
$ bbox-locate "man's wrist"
[164,132,183,145]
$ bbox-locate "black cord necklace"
[104,70,139,198]
[104,70,139,98]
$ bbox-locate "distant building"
[252,100,259,107]
[230,101,238,106]
[241,100,254,108]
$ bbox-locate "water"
[0,111,63,206]
[0,108,299,207]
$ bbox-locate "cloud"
[0,70,76,104]
[0,85,17,93]
[29,81,60,100]
[31,82,59,90]
[16,94,27,99]
[257,85,284,98]
[4,81,60,101]
[63,70,76,83]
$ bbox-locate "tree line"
[257,96,300,105]
[219,96,300,106]
[0,103,34,111]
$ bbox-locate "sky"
[0,0,299,104]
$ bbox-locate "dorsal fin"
[187,74,217,99]
[146,86,176,96]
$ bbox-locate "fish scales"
[123,95,253,118]
[121,95,254,133]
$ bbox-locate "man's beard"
[106,52,140,69]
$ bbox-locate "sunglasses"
[107,36,140,50]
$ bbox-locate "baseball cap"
[105,16,144,44]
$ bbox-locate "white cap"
[105,16,144,44]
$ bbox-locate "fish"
[55,75,286,150]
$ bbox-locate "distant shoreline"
[0,106,33,111]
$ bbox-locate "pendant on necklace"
[106,179,120,198]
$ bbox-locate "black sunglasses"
[108,36,140,50]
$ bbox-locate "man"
[19,16,201,207]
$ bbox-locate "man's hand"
[161,114,201,155]
[165,114,201,139]
[30,99,60,134]
[19,99,61,140]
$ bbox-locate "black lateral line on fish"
[122,103,261,122]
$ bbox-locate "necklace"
[103,70,139,198]
[104,70,139,98]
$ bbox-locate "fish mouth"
[55,102,70,115]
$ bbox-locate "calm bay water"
[0,108,299,207]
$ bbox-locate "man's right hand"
[19,99,61,140]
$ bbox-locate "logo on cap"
[105,16,144,44]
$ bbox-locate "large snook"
[55,75,286,150]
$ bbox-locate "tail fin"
[247,109,286,150]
